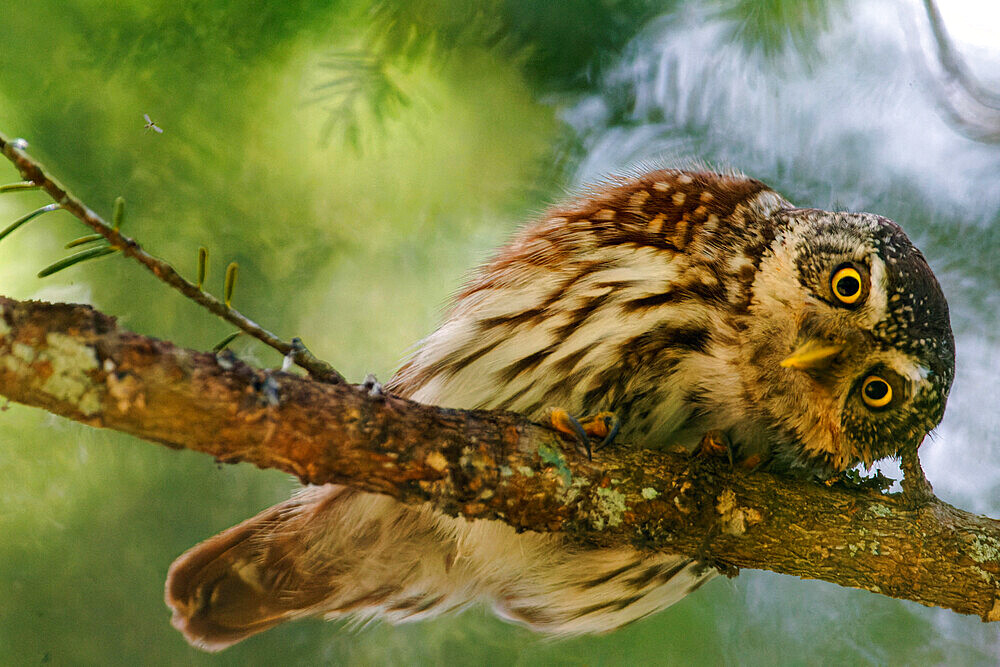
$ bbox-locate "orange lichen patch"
[463,502,487,516]
[503,425,521,450]
[425,451,449,472]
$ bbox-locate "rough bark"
[1,296,999,623]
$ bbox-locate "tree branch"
[0,130,344,383]
[2,295,999,623]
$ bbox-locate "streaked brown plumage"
[166,169,955,651]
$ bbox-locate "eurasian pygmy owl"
[166,169,955,651]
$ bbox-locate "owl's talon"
[548,409,621,460]
[593,414,620,453]
[549,408,593,459]
[695,430,734,468]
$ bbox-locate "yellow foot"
[548,409,620,460]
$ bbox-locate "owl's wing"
[388,169,790,427]
[166,485,468,651]
[166,487,340,650]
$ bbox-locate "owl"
[165,169,955,651]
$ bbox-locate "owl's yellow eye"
[831,265,863,304]
[861,375,893,408]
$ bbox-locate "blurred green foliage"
[716,0,845,59]
[368,0,671,89]
[0,0,656,663]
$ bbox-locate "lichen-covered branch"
[1,295,999,623]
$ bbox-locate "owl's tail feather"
[166,484,715,651]
[166,484,487,652]
[165,488,342,651]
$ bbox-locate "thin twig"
[0,130,344,384]
[0,180,41,193]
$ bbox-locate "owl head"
[741,208,955,474]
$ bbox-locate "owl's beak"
[780,340,843,370]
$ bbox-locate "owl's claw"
[695,430,734,468]
[592,413,620,453]
[694,431,766,470]
[548,409,620,460]
[549,408,591,458]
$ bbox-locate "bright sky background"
[937,0,1000,54]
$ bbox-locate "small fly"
[143,114,164,134]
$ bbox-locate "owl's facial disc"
[745,209,955,474]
